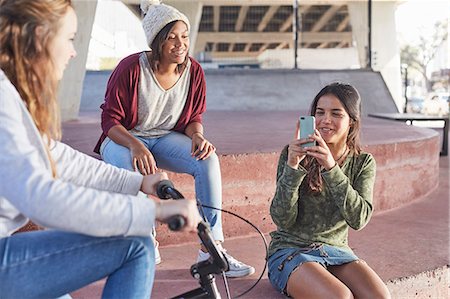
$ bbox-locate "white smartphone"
[299,116,316,148]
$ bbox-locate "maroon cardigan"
[94,53,206,154]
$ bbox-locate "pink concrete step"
[62,111,441,246]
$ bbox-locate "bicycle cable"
[198,204,269,299]
[221,270,232,299]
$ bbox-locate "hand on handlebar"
[140,172,169,196]
[155,199,201,232]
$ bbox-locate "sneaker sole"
[155,256,162,265]
[225,267,255,278]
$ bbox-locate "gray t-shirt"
[130,52,191,138]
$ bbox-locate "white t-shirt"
[130,52,191,138]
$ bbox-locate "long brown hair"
[301,82,362,193]
[147,20,188,73]
[0,0,72,176]
[0,0,72,141]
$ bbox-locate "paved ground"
[66,109,449,298]
[71,145,448,299]
[68,71,448,298]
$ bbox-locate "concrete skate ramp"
[81,69,398,116]
[204,69,399,115]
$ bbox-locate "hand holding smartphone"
[299,116,316,148]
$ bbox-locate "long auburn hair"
[147,20,188,73]
[0,0,72,140]
[0,0,73,175]
[301,82,362,193]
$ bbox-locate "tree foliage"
[400,19,448,91]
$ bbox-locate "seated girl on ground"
[267,82,391,298]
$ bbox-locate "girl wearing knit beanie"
[95,0,255,278]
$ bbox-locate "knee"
[133,236,153,251]
[133,236,153,248]
[302,285,354,299]
[200,152,219,166]
[288,279,354,299]
[367,285,391,299]
[380,290,391,299]
[127,236,154,262]
[194,152,220,173]
[329,285,354,299]
[101,142,134,170]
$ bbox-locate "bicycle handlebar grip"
[156,180,187,230]
[167,215,185,231]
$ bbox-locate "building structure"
[61,0,404,120]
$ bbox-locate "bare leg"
[286,262,353,299]
[329,260,391,299]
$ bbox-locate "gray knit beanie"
[140,0,190,48]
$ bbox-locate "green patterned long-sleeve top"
[268,145,376,258]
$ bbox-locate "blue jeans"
[101,131,224,241]
[268,244,359,295]
[0,230,155,299]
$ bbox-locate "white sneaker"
[197,249,255,278]
[154,239,161,265]
[151,227,161,265]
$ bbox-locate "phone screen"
[299,116,316,148]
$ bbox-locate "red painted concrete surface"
[62,111,448,298]
[62,111,441,246]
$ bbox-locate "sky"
[395,0,449,44]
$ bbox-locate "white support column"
[372,1,402,110]
[167,1,204,57]
[58,0,97,121]
[347,1,368,68]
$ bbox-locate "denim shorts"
[267,244,359,295]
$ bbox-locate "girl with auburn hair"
[267,82,391,298]
[0,1,200,298]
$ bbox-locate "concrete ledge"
[73,263,450,299]
[387,266,449,299]
[148,112,441,246]
[61,111,441,246]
